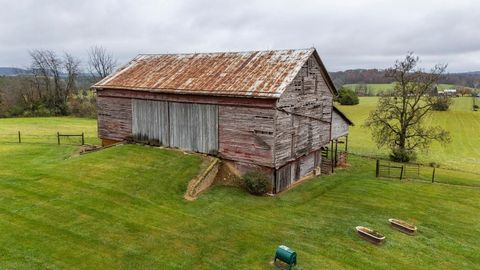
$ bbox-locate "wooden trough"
[355,226,385,244]
[388,218,417,235]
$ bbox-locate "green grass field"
[337,97,480,172]
[0,117,99,145]
[343,83,458,95]
[0,118,479,269]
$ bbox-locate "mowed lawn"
[338,97,480,172]
[343,83,458,95]
[0,117,99,145]
[0,118,479,269]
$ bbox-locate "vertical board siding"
[132,99,170,145]
[97,96,132,141]
[169,102,218,154]
[132,99,218,154]
[331,110,350,139]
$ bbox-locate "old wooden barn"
[93,48,339,193]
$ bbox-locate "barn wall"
[275,55,334,168]
[219,106,275,167]
[331,110,350,139]
[97,96,132,142]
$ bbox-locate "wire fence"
[375,159,480,188]
[0,132,99,146]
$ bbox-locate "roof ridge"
[135,47,315,57]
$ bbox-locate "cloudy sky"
[0,0,479,72]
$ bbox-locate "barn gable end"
[273,53,334,191]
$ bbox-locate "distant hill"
[0,67,29,76]
[330,69,480,88]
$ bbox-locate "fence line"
[375,158,480,188]
[0,131,92,146]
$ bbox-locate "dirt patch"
[214,161,243,187]
[70,144,102,157]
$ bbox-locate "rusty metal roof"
[93,48,317,98]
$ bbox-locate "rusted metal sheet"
[93,49,315,98]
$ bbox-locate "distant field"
[343,83,458,95]
[0,117,99,145]
[337,97,480,172]
[0,123,479,268]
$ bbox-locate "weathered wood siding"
[132,99,170,145]
[275,150,321,192]
[331,110,349,139]
[169,102,218,154]
[97,96,132,141]
[219,106,275,167]
[132,99,218,154]
[275,55,333,168]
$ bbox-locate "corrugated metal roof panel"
[93,48,315,98]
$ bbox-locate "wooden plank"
[97,96,132,141]
[98,89,276,108]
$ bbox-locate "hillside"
[330,69,480,88]
[0,117,478,269]
[337,97,480,172]
[0,67,29,76]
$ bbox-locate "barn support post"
[432,167,436,183]
[273,168,277,194]
[345,135,348,152]
[334,139,338,166]
[330,140,334,173]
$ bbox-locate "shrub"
[390,147,416,162]
[337,87,359,105]
[243,171,269,195]
[431,96,452,111]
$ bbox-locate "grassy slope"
[0,118,479,269]
[337,97,480,172]
[343,83,457,95]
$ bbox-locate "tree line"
[331,69,480,89]
[0,46,116,118]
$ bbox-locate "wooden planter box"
[389,218,417,235]
[355,226,385,244]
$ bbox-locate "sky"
[0,0,479,72]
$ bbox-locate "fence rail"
[0,131,94,146]
[375,159,479,188]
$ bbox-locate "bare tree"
[364,53,451,162]
[29,49,81,115]
[64,53,81,102]
[88,46,117,79]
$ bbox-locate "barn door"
[169,102,218,154]
[276,164,291,193]
[132,99,169,145]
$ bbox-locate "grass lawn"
[337,97,480,173]
[0,118,479,269]
[343,83,459,95]
[0,117,99,145]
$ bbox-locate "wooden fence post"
[81,132,85,145]
[375,159,379,177]
[57,132,60,145]
[400,165,404,180]
[432,167,436,183]
[18,131,21,143]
